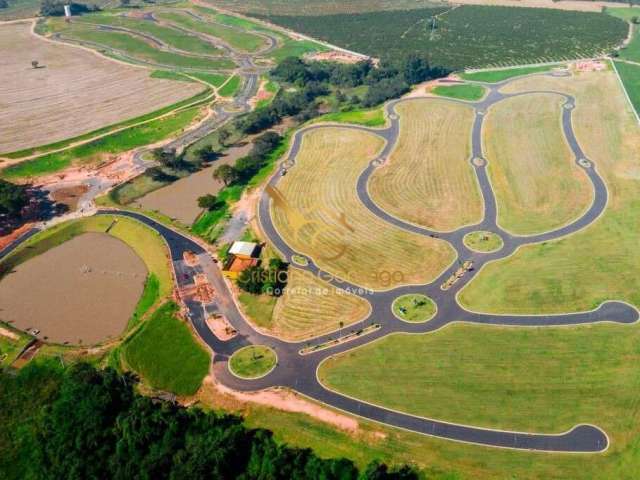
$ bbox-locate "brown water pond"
[0,232,147,345]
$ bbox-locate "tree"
[195,144,219,163]
[632,15,640,25]
[0,0,9,9]
[217,129,231,147]
[120,0,130,5]
[197,194,219,210]
[0,179,28,218]
[212,164,238,186]
[237,266,265,294]
[31,60,39,69]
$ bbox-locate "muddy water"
[135,143,252,225]
[0,233,147,345]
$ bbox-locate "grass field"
[271,127,454,290]
[156,10,267,53]
[228,345,277,379]
[122,302,210,395]
[57,23,234,70]
[460,64,555,83]
[608,7,640,62]
[2,107,201,179]
[463,231,503,252]
[313,107,385,127]
[483,92,592,234]
[188,71,228,87]
[368,99,482,231]
[432,83,486,101]
[268,268,371,340]
[208,0,440,16]
[0,327,30,368]
[614,60,640,115]
[261,6,627,70]
[74,12,222,55]
[391,294,435,322]
[218,74,242,96]
[317,322,640,479]
[0,21,203,154]
[460,67,640,313]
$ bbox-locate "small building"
[223,241,260,279]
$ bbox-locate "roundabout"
[229,345,278,380]
[463,231,504,253]
[392,294,436,323]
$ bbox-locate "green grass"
[74,12,222,55]
[157,11,266,52]
[150,70,196,82]
[2,107,201,179]
[606,6,640,22]
[391,294,436,322]
[319,322,640,478]
[463,231,503,253]
[229,345,277,379]
[122,302,210,395]
[614,60,640,115]
[432,83,486,101]
[188,72,228,87]
[459,65,555,83]
[608,7,640,62]
[62,24,234,70]
[1,87,210,159]
[314,107,385,127]
[238,293,277,329]
[267,38,327,62]
[218,74,242,96]
[127,274,160,330]
[0,327,31,368]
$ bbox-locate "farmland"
[260,6,627,69]
[270,127,455,290]
[368,99,481,231]
[483,92,592,234]
[207,0,442,16]
[0,21,204,155]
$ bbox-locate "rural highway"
[5,70,635,453]
[91,70,636,453]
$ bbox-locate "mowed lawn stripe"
[483,93,592,235]
[369,100,482,231]
[271,127,455,290]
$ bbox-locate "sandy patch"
[206,314,237,340]
[0,326,19,341]
[208,377,359,432]
[452,0,627,12]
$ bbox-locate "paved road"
[9,69,635,452]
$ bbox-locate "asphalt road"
[6,69,635,453]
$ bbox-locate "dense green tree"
[197,194,219,210]
[212,164,238,186]
[0,0,9,9]
[0,179,28,218]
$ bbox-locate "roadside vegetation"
[121,302,209,395]
[460,64,554,83]
[261,6,627,70]
[614,60,640,115]
[432,83,485,101]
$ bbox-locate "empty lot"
[0,21,203,154]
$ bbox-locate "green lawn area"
[608,7,640,62]
[459,64,554,83]
[2,107,201,179]
[188,71,228,87]
[314,107,386,127]
[267,38,327,62]
[229,345,277,379]
[218,74,242,96]
[62,24,234,70]
[391,294,436,322]
[0,327,31,368]
[432,83,486,101]
[74,12,222,55]
[1,87,210,159]
[157,11,266,53]
[463,231,504,253]
[614,61,640,115]
[122,302,210,395]
[238,292,277,329]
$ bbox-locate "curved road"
[4,70,634,452]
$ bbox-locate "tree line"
[0,179,28,220]
[1,362,423,479]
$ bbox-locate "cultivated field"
[0,232,146,345]
[262,6,627,69]
[271,127,455,290]
[460,67,640,313]
[206,0,440,16]
[368,99,482,231]
[483,92,592,234]
[0,21,204,154]
[270,268,371,341]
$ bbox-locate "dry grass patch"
[460,69,640,313]
[270,268,371,341]
[368,99,482,231]
[484,92,592,234]
[271,127,454,290]
[0,22,203,154]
